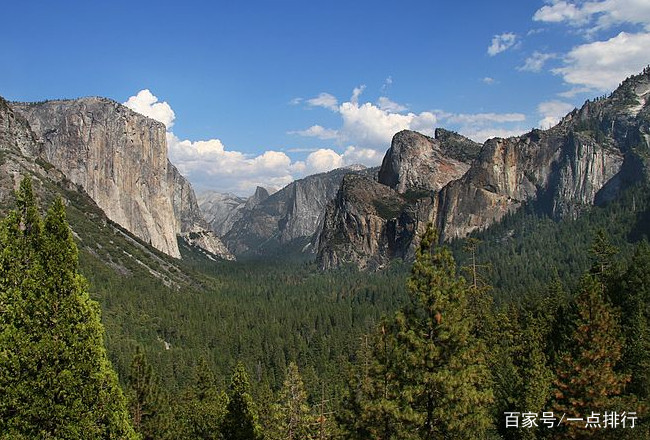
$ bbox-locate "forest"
[1,177,649,439]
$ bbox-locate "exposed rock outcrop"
[14,98,233,260]
[317,68,650,269]
[217,165,370,256]
[378,129,479,193]
[197,191,248,237]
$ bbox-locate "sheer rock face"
[216,166,370,256]
[14,98,233,260]
[317,69,650,269]
[196,191,248,237]
[378,129,478,193]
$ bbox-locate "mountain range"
[1,68,649,272]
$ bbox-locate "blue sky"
[2,0,650,195]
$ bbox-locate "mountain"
[317,68,650,269]
[196,190,248,237]
[12,98,233,261]
[211,165,372,257]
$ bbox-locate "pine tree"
[127,347,171,440]
[553,274,630,439]
[397,225,494,438]
[0,178,138,439]
[269,362,316,440]
[177,357,226,440]
[222,362,264,440]
[338,325,407,439]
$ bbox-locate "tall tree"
[397,225,494,438]
[222,362,264,440]
[176,357,226,440]
[269,362,316,440]
[127,346,171,439]
[0,178,138,439]
[553,274,630,439]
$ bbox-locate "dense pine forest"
[2,177,650,438]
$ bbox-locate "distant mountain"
[12,98,233,261]
[202,165,373,257]
[316,67,650,269]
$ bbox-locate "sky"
[2,0,650,196]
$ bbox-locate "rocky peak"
[377,129,478,194]
[245,186,271,209]
[317,67,650,269]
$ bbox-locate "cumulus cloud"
[377,96,408,112]
[537,100,575,128]
[519,51,556,72]
[291,86,436,151]
[482,77,496,85]
[553,32,650,91]
[166,132,300,195]
[487,33,518,56]
[434,111,528,143]
[304,149,344,174]
[124,89,176,128]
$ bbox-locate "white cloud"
[488,32,518,56]
[533,0,650,31]
[289,125,339,140]
[341,146,384,166]
[305,149,344,174]
[307,93,339,111]
[377,96,408,112]
[460,127,529,142]
[434,110,528,143]
[482,77,496,85]
[123,89,176,128]
[443,112,526,125]
[537,100,575,128]
[291,86,437,152]
[519,51,556,72]
[553,32,650,91]
[166,132,300,195]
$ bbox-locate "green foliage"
[0,178,138,439]
[552,275,630,439]
[342,226,494,439]
[268,362,317,440]
[222,362,264,440]
[127,347,172,440]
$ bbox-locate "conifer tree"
[269,362,316,440]
[338,325,406,439]
[222,362,264,440]
[0,178,138,439]
[127,347,171,440]
[177,357,226,440]
[397,225,494,438]
[553,274,630,439]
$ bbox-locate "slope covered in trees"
[0,179,137,439]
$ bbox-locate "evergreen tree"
[222,362,264,440]
[127,347,171,439]
[338,326,406,439]
[553,274,630,439]
[0,178,138,439]
[177,357,226,440]
[614,241,650,436]
[269,362,316,440]
[397,225,494,438]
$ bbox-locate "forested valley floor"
[2,179,650,439]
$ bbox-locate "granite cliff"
[317,68,650,269]
[204,165,371,256]
[13,98,232,260]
